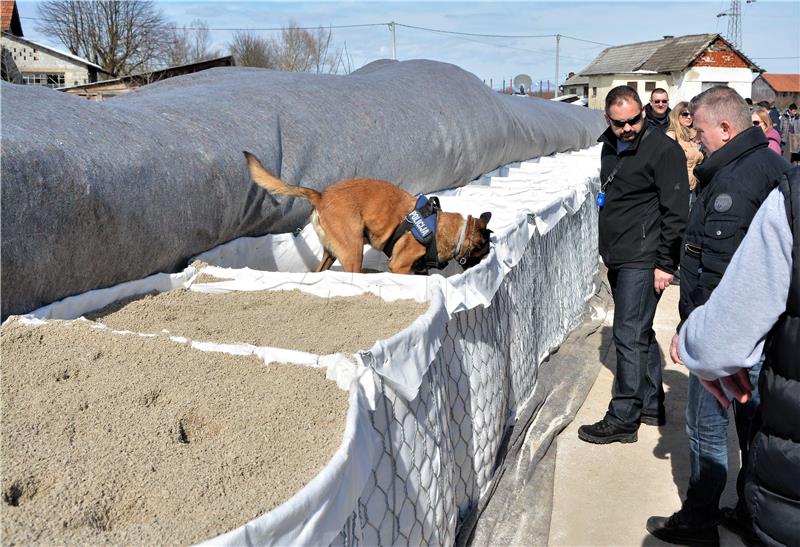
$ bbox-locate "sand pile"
[1,319,350,544]
[87,288,429,354]
[0,290,427,544]
[1,288,427,544]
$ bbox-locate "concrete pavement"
[548,284,746,547]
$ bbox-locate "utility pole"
[555,34,561,98]
[388,22,397,60]
[717,0,756,50]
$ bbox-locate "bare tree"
[307,26,343,74]
[1,46,24,83]
[274,24,315,72]
[228,31,276,69]
[167,19,220,67]
[227,23,349,74]
[276,24,346,74]
[35,0,173,76]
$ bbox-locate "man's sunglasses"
[679,111,692,117]
[652,99,669,104]
[609,112,643,128]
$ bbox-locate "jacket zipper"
[641,200,659,240]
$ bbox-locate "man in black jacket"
[578,85,689,444]
[647,86,791,545]
[644,88,671,132]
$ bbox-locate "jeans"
[683,360,762,525]
[605,267,664,430]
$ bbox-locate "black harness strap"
[383,196,446,270]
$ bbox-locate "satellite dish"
[513,74,533,94]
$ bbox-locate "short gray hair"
[689,86,751,133]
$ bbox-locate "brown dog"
[244,151,492,274]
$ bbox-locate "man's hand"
[670,333,683,365]
[654,268,673,294]
[673,331,753,407]
[699,369,753,408]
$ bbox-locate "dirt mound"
[87,288,429,354]
[1,320,348,545]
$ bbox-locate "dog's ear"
[479,212,491,224]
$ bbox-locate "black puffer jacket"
[598,122,689,273]
[679,127,791,322]
[746,167,800,547]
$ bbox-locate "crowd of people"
[580,83,798,545]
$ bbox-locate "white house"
[579,34,760,110]
[1,34,112,88]
[562,72,590,99]
[1,0,111,87]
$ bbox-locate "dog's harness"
[383,195,450,270]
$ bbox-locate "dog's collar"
[454,216,470,265]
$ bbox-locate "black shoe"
[577,419,637,444]
[719,506,759,546]
[646,512,719,546]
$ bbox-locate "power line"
[21,14,613,47]
[20,12,609,82]
[559,34,614,47]
[394,23,612,46]
[394,23,553,39]
[20,16,388,32]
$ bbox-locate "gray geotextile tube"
[0,59,605,318]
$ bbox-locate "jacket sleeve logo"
[714,193,733,213]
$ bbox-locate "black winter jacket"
[747,167,800,547]
[745,167,800,545]
[598,122,689,273]
[679,127,791,323]
[645,104,670,132]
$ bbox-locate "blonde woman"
[752,106,782,155]
[666,101,704,199]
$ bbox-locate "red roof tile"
[1,1,13,31]
[1,0,22,36]
[761,73,800,93]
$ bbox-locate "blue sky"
[15,1,800,88]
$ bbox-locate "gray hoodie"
[678,187,792,380]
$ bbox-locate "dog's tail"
[243,151,322,207]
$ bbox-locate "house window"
[22,73,66,88]
[645,81,656,92]
[627,81,638,91]
[702,81,728,91]
[592,86,597,98]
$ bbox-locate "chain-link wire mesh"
[331,183,599,546]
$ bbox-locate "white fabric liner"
[11,145,602,546]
